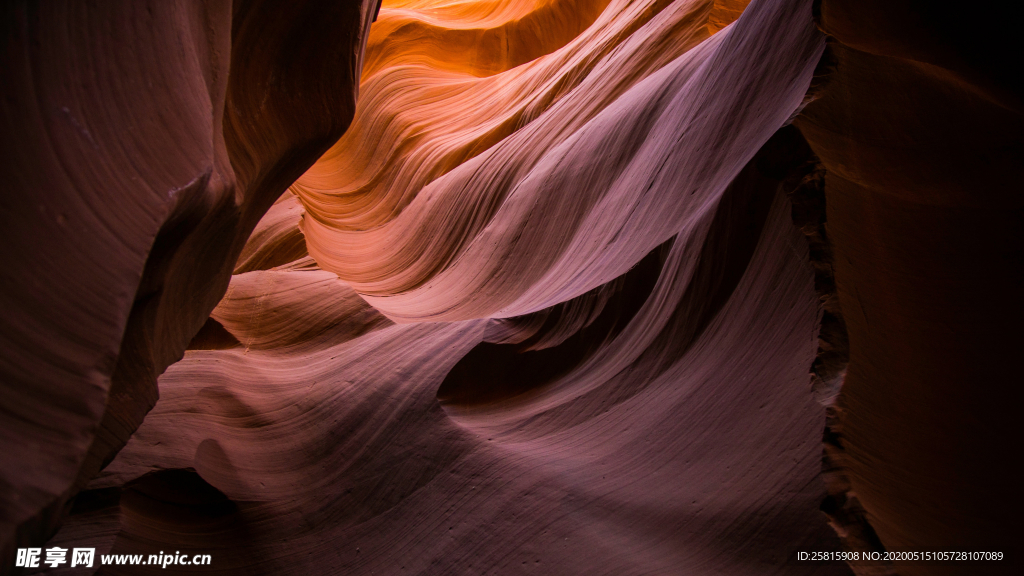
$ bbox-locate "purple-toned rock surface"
[3,0,1018,574]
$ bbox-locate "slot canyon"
[1,0,1019,574]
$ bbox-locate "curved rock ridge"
[211,267,392,353]
[296,0,720,235]
[293,0,821,326]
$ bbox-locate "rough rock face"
[2,0,1018,575]
[794,1,1022,574]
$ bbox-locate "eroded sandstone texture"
[1,0,378,568]
[1,0,1018,574]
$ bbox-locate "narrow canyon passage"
[2,0,1018,575]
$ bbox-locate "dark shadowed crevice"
[784,136,895,576]
[437,238,670,407]
[187,318,243,351]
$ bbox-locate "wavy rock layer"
[8,0,1016,574]
[75,135,845,576]
[26,0,858,574]
[293,0,822,325]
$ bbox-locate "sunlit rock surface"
[3,0,1018,574]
